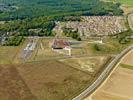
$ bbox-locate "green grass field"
[0,46,20,64]
[117,0,133,7]
[104,0,133,7]
[0,38,35,64]
[120,63,133,69]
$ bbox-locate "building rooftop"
[52,39,70,49]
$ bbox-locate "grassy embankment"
[120,63,133,69]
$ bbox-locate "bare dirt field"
[122,50,133,65]
[85,50,133,100]
[0,64,35,100]
[91,67,133,100]
[60,56,111,74]
[121,6,133,15]
[0,60,95,100]
[0,57,110,100]
[15,60,93,100]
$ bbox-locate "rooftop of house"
[52,39,70,49]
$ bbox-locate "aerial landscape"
[0,0,133,100]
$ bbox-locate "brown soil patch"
[61,56,111,74]
[0,65,36,100]
[91,67,133,100]
[16,61,91,100]
[85,50,133,100]
[122,50,133,65]
[121,6,133,15]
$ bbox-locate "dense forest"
[0,0,123,20]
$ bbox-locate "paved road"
[72,45,133,100]
[128,14,133,31]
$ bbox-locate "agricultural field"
[102,0,133,14]
[0,64,36,100]
[0,35,119,100]
[102,0,133,7]
[120,49,133,68]
[122,6,133,14]
[60,56,112,74]
[0,0,133,100]
[0,61,95,100]
[15,60,97,100]
[0,46,19,64]
[0,39,115,100]
[85,49,133,100]
[0,38,39,64]
[1,34,131,64]
[0,37,119,100]
[116,0,133,7]
[91,67,133,100]
[81,37,133,55]
[0,40,28,64]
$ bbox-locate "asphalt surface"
[72,45,133,100]
[128,14,133,31]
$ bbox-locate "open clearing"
[121,6,133,14]
[102,0,133,14]
[103,0,133,7]
[0,56,111,100]
[0,36,130,64]
[0,64,36,100]
[0,60,96,100]
[0,38,114,100]
[91,67,133,100]
[115,0,133,7]
[29,38,64,61]
[60,56,112,73]
[85,50,133,100]
[15,60,94,100]
[0,46,22,64]
[121,50,133,65]
[0,38,34,64]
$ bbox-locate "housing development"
[0,0,133,100]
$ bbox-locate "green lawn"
[105,0,133,7]
[0,46,20,64]
[118,0,133,7]
[110,0,133,7]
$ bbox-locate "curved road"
[128,14,133,31]
[72,45,133,100]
